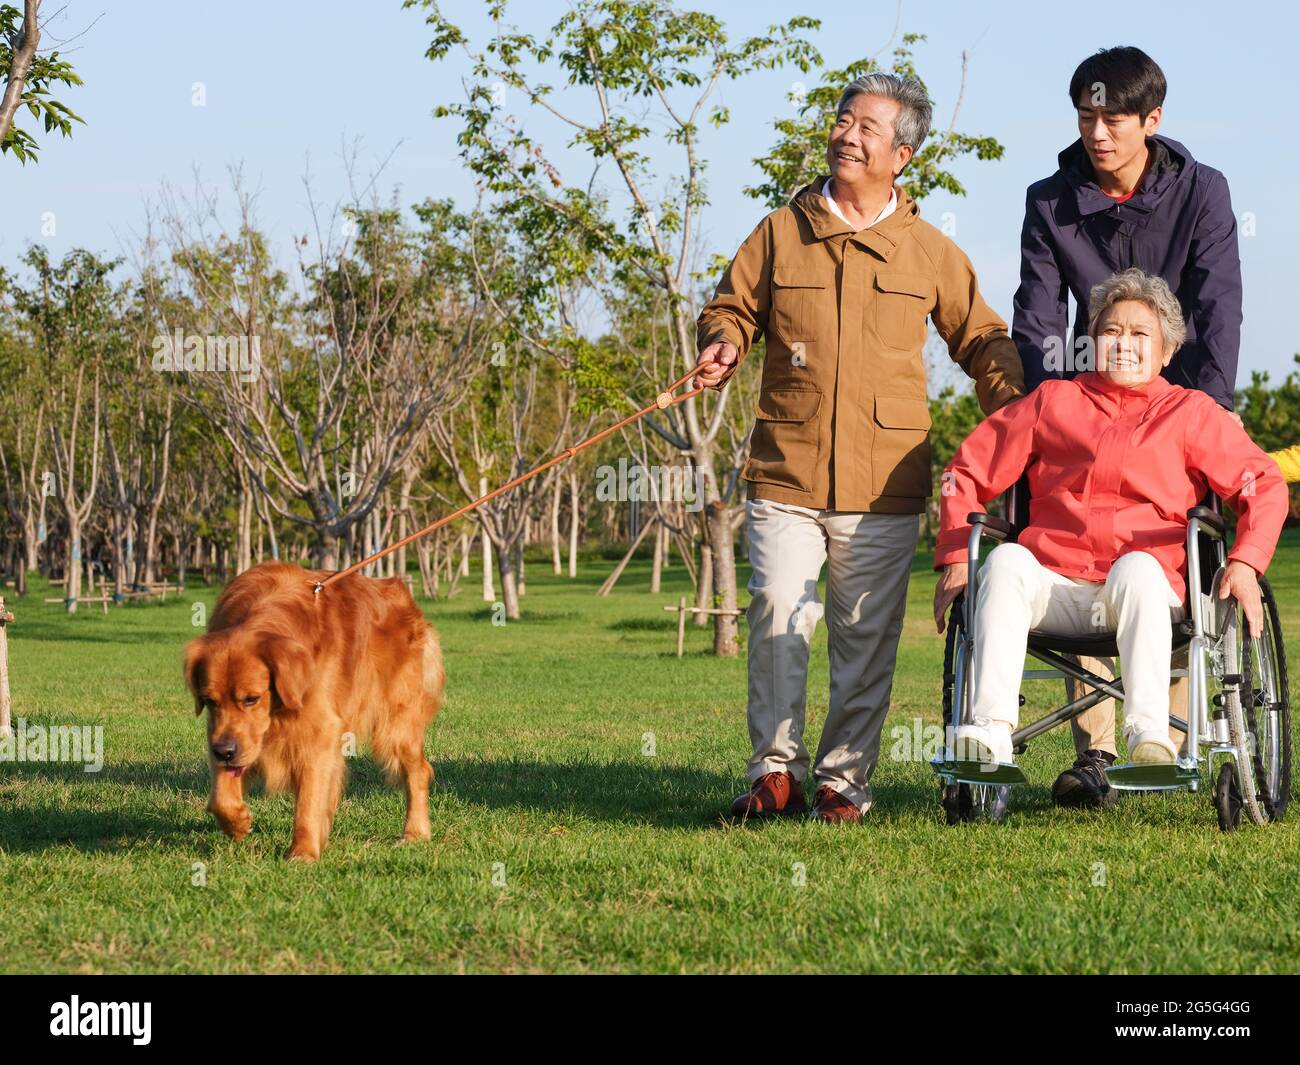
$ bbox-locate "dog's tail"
[422,624,446,716]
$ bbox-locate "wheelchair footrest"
[931,758,1029,786]
[1104,762,1199,791]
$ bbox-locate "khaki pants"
[744,499,919,813]
[1063,557,1192,758]
[1068,664,1190,758]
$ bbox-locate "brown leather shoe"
[810,785,862,823]
[729,771,806,820]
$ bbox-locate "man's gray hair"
[1087,268,1187,352]
[836,73,933,155]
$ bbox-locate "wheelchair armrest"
[1187,505,1225,536]
[969,512,1012,541]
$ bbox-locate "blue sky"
[5,0,1297,384]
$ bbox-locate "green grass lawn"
[2,530,1298,974]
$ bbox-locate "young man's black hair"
[1068,46,1167,119]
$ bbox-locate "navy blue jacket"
[1013,136,1242,409]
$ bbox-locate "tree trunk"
[65,521,82,613]
[315,529,338,571]
[567,470,579,578]
[496,536,521,620]
[111,511,128,601]
[174,531,188,590]
[396,472,414,582]
[142,502,162,585]
[694,523,712,628]
[706,500,739,656]
[236,473,253,574]
[480,529,495,603]
[0,596,12,738]
[22,507,39,573]
[650,516,664,593]
[550,476,562,574]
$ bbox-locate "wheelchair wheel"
[1214,762,1243,832]
[1213,574,1291,829]
[1243,576,1291,820]
[940,593,1010,825]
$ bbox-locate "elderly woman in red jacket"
[932,268,1287,767]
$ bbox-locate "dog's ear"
[183,635,214,717]
[259,634,313,712]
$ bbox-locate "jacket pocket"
[872,270,933,352]
[744,386,823,493]
[771,266,826,343]
[870,393,933,497]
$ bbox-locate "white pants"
[745,499,919,811]
[971,543,1184,739]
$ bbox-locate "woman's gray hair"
[836,73,933,155]
[1087,268,1187,353]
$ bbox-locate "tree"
[745,33,1004,210]
[159,177,487,569]
[0,277,49,589]
[1238,354,1300,520]
[413,0,819,655]
[0,0,85,163]
[10,247,120,611]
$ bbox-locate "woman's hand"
[1219,559,1264,638]
[694,340,739,389]
[934,562,969,634]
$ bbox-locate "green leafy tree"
[746,33,1003,209]
[0,0,85,163]
[1238,354,1300,519]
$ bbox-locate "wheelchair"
[932,479,1292,831]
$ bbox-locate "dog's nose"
[211,740,238,763]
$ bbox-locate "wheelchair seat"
[1026,618,1197,659]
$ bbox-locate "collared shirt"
[935,372,1287,603]
[822,178,896,230]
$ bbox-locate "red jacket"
[935,372,1287,603]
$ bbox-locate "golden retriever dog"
[183,561,444,862]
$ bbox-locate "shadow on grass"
[423,605,584,625]
[0,751,1088,855]
[0,753,742,850]
[607,617,677,632]
[429,756,742,826]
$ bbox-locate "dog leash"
[311,366,708,595]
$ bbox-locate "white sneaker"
[953,721,1014,766]
[1127,729,1177,765]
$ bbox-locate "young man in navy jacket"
[1011,45,1243,807]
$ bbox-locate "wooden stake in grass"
[662,599,744,657]
[0,595,14,737]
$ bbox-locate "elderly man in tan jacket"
[696,73,1024,822]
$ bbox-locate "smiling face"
[184,630,310,776]
[826,92,912,190]
[1093,298,1174,388]
[1075,94,1160,178]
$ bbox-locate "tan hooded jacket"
[697,178,1025,513]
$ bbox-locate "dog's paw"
[213,806,253,841]
[284,844,320,863]
[399,824,431,844]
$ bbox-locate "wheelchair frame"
[932,484,1292,831]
